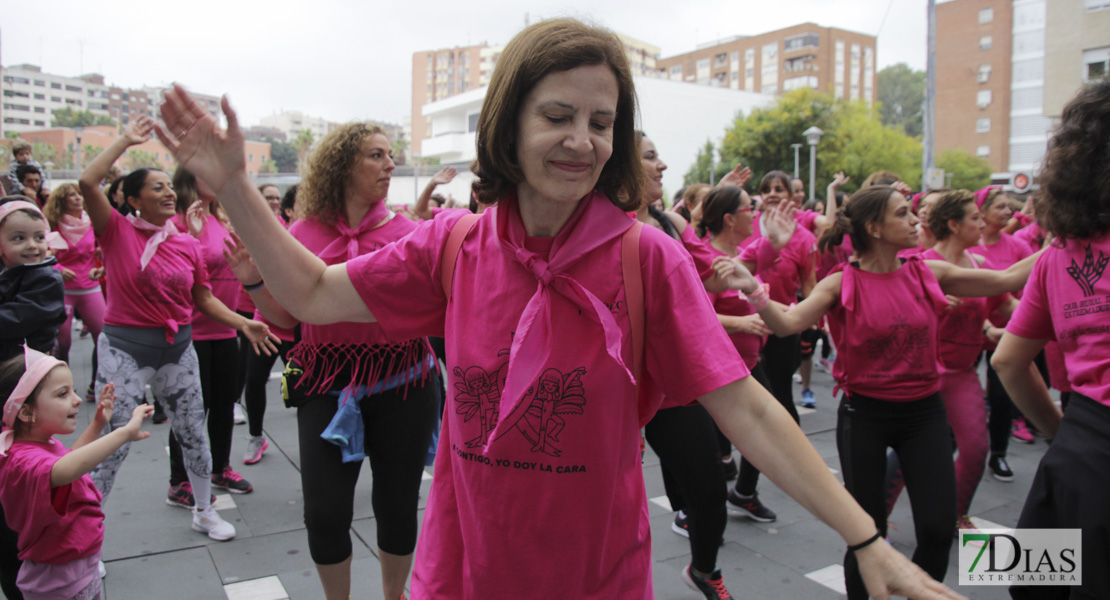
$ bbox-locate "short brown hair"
[11,140,32,156]
[471,18,643,211]
[928,189,976,241]
[300,122,385,226]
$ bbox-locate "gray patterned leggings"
[90,325,212,501]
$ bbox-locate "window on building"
[50,82,61,89]
[65,85,82,92]
[33,80,45,87]
[2,76,30,84]
[33,93,44,100]
[977,117,991,132]
[979,8,994,23]
[3,90,29,98]
[978,63,992,83]
[51,96,61,103]
[670,65,682,76]
[468,112,479,132]
[1084,47,1110,81]
[1086,0,1110,11]
[34,107,45,113]
[714,53,728,67]
[977,145,990,157]
[784,33,820,51]
[980,35,992,50]
[731,51,740,62]
[977,90,992,108]
[34,121,45,127]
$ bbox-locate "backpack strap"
[621,221,644,384]
[440,213,481,301]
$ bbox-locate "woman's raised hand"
[185,199,206,237]
[712,255,759,294]
[155,84,246,195]
[123,115,154,146]
[764,199,798,251]
[432,166,458,186]
[221,231,262,286]
[829,171,850,191]
[718,163,752,189]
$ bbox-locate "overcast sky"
[2,0,929,128]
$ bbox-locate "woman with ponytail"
[719,184,1039,598]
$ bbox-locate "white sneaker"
[98,560,106,579]
[192,506,236,541]
[233,403,247,425]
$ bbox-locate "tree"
[711,88,922,196]
[124,149,160,171]
[268,140,298,173]
[259,158,279,174]
[877,64,925,138]
[50,107,116,128]
[31,142,58,168]
[936,149,992,191]
[391,137,410,166]
[683,140,732,186]
[294,129,315,171]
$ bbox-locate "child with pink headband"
[0,199,67,362]
[0,346,152,599]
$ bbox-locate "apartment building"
[1,63,220,136]
[654,24,877,105]
[936,0,1110,175]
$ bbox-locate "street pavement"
[50,333,1047,599]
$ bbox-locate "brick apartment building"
[654,23,877,105]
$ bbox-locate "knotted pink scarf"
[126,214,179,270]
[316,201,392,262]
[488,191,635,444]
[0,346,64,455]
[57,211,92,248]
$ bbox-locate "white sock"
[187,472,213,511]
[677,510,687,519]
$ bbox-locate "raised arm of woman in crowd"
[715,257,840,337]
[78,117,153,236]
[925,249,1042,298]
[414,166,457,220]
[221,231,299,329]
[155,85,372,326]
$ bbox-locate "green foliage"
[713,89,922,197]
[4,131,20,139]
[267,140,298,173]
[259,158,279,174]
[877,64,925,138]
[936,149,993,191]
[683,140,732,186]
[31,142,58,167]
[50,107,116,128]
[124,149,160,171]
[390,137,410,166]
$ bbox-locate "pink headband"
[911,192,925,214]
[0,200,68,251]
[0,346,65,455]
[975,186,1002,210]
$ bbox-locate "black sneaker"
[682,564,733,599]
[720,455,738,481]
[152,401,168,424]
[726,489,777,522]
[671,511,690,538]
[989,455,1014,482]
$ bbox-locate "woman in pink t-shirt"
[77,117,275,543]
[723,184,1036,599]
[42,185,106,381]
[992,80,1110,600]
[156,19,964,600]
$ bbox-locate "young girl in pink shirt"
[157,18,965,600]
[722,184,1037,599]
[992,79,1110,600]
[0,346,152,599]
[77,117,276,543]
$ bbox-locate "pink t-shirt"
[53,228,99,291]
[346,194,745,599]
[706,245,763,368]
[795,209,820,232]
[1013,223,1045,252]
[978,231,1034,301]
[738,215,816,304]
[172,214,239,340]
[921,249,1008,371]
[0,440,103,563]
[828,257,949,400]
[816,235,854,281]
[679,224,717,280]
[1006,233,1110,405]
[97,210,209,340]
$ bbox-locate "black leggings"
[986,350,1048,455]
[170,337,239,481]
[799,327,830,360]
[243,339,295,438]
[299,375,439,564]
[761,333,801,409]
[0,503,22,599]
[645,402,727,573]
[837,393,955,600]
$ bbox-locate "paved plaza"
[53,332,1046,599]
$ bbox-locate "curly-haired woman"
[992,79,1110,600]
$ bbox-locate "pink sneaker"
[1012,419,1035,444]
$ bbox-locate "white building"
[419,76,775,196]
[259,110,337,143]
[1,64,110,134]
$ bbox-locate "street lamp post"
[75,126,85,171]
[791,143,803,178]
[803,126,824,203]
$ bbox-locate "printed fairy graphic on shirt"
[863,314,931,371]
[1066,243,1108,298]
[453,349,588,457]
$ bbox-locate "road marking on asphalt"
[422,470,433,481]
[223,575,289,600]
[649,495,672,512]
[214,494,237,511]
[805,564,847,595]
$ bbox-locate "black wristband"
[243,279,264,292]
[847,532,883,553]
